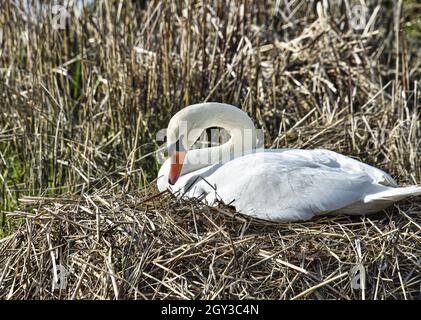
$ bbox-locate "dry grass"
[0,187,420,299]
[0,0,420,299]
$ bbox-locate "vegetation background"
[0,0,420,299]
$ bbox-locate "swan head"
[162,102,258,186]
[166,135,187,185]
[166,108,204,185]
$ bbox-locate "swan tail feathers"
[364,186,421,203]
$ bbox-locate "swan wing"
[183,151,389,221]
[265,149,398,187]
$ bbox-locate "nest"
[0,186,420,300]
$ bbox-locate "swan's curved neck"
[180,103,257,176]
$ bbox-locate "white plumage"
[157,102,421,222]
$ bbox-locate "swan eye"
[168,137,186,156]
[175,139,182,151]
[174,134,186,152]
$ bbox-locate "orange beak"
[168,151,186,185]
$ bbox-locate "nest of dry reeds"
[0,185,420,300]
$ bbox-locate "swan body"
[157,102,421,222]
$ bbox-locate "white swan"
[157,102,421,221]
